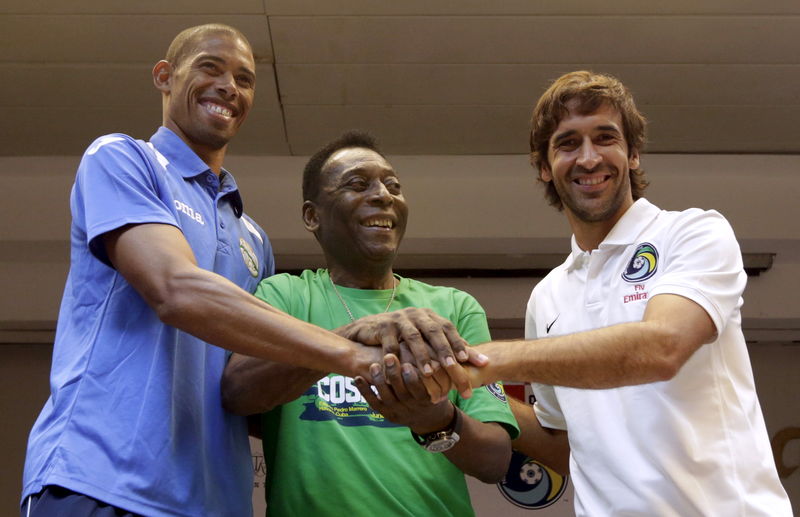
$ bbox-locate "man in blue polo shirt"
[21,24,484,517]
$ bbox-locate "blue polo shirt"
[22,127,274,517]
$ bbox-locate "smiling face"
[541,100,640,230]
[155,31,255,158]
[304,147,408,270]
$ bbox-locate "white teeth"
[205,103,232,117]
[363,218,393,228]
[577,176,605,186]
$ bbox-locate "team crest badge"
[622,242,658,283]
[239,237,259,277]
[498,451,569,509]
[485,383,508,403]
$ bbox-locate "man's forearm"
[508,398,569,476]
[474,320,699,389]
[220,322,389,415]
[442,416,511,484]
[222,355,326,415]
[106,223,375,378]
[150,268,380,378]
[471,293,716,389]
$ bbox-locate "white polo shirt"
[527,198,791,517]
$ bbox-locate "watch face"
[426,437,457,453]
[424,431,460,453]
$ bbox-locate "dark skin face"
[153,32,256,174]
[303,147,408,289]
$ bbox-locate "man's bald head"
[165,23,253,68]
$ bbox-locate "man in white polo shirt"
[468,71,791,516]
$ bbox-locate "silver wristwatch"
[411,403,463,453]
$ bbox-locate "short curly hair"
[302,130,385,202]
[530,71,649,210]
[165,24,251,68]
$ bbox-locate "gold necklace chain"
[328,272,399,323]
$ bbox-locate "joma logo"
[174,200,205,225]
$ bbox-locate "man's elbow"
[650,327,699,382]
[220,375,246,416]
[474,441,513,484]
[149,274,202,326]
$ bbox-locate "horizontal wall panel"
[284,105,530,154]
[0,105,288,156]
[644,106,800,153]
[283,104,800,155]
[0,15,272,63]
[265,1,800,16]
[270,16,799,65]
[1,0,264,14]
[277,63,800,106]
[3,63,281,109]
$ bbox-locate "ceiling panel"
[0,15,273,63]
[228,106,291,155]
[284,104,800,155]
[1,0,265,14]
[264,0,800,16]
[1,4,798,156]
[6,64,156,108]
[284,105,531,155]
[4,63,281,108]
[645,106,800,153]
[269,16,799,65]
[1,106,288,157]
[1,63,285,156]
[277,64,800,106]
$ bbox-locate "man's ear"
[628,148,640,170]
[539,162,553,183]
[302,200,319,233]
[152,60,172,93]
[531,153,553,182]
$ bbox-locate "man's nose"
[576,139,601,170]
[216,72,238,100]
[367,181,393,205]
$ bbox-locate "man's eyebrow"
[552,129,577,144]
[596,124,622,134]
[552,125,622,144]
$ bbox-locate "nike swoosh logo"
[546,315,560,334]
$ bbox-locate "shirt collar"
[564,198,659,271]
[150,126,244,217]
[602,198,659,246]
[219,170,244,217]
[149,127,210,179]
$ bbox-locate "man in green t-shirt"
[222,130,518,516]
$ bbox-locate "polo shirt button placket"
[205,174,218,197]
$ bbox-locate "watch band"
[411,402,463,453]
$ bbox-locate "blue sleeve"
[72,134,179,267]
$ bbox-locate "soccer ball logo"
[622,242,659,283]
[499,452,568,509]
[520,461,544,485]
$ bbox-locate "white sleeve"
[649,209,746,335]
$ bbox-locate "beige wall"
[2,153,799,325]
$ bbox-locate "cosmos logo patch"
[622,242,658,283]
[498,452,568,509]
[485,383,508,403]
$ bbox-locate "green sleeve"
[451,290,520,439]
[253,273,296,314]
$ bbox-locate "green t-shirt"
[256,269,519,517]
